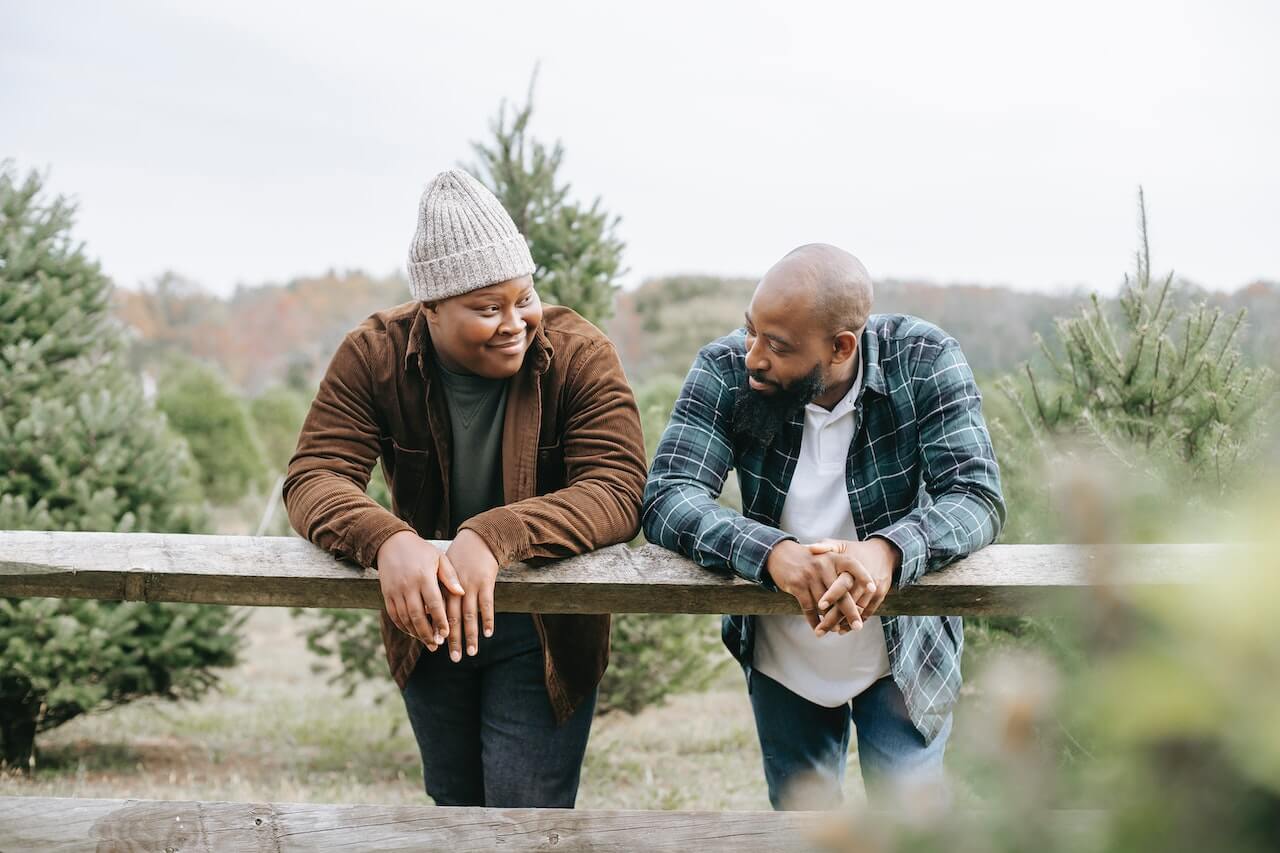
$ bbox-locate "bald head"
[758,243,873,335]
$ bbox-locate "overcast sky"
[4,0,1278,297]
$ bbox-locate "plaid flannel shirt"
[642,314,1005,742]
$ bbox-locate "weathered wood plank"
[0,531,1223,615]
[0,797,823,852]
[0,796,1106,852]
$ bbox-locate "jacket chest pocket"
[382,438,432,520]
[536,441,565,494]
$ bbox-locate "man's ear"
[831,329,859,366]
[422,301,440,324]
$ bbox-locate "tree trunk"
[0,709,37,772]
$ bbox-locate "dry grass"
[1,610,1049,810]
[0,608,824,810]
[1,608,422,805]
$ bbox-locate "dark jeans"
[401,612,596,808]
[748,668,951,810]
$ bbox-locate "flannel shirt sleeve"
[870,340,1006,586]
[642,348,794,586]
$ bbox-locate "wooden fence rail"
[0,797,1105,852]
[0,531,1220,615]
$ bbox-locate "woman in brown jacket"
[283,170,646,808]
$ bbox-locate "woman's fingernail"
[451,650,461,662]
[484,628,493,638]
[468,645,476,656]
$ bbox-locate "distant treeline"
[611,275,1279,383]
[115,270,1279,392]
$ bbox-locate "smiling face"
[742,244,871,406]
[742,284,831,399]
[731,246,869,444]
[732,284,836,444]
[424,275,542,378]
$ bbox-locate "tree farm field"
[0,607,772,810]
[0,604,1040,811]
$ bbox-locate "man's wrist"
[374,528,418,566]
[762,538,802,589]
[867,534,903,577]
[452,527,484,548]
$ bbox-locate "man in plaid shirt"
[643,244,1005,808]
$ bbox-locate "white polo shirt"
[752,357,892,707]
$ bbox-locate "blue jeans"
[748,669,952,810]
[401,612,596,807]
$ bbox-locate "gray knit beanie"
[406,169,535,302]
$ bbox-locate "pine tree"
[997,190,1273,541]
[469,70,626,326]
[0,164,242,770]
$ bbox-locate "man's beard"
[731,364,827,446]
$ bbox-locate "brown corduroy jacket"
[283,302,647,722]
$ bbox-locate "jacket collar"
[404,303,554,378]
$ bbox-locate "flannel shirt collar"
[859,321,888,399]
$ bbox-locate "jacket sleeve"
[870,340,1006,586]
[282,332,414,569]
[641,348,794,586]
[458,339,647,566]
